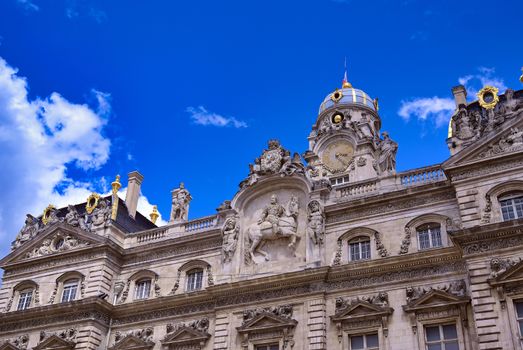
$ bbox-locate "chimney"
[125,171,144,219]
[452,85,467,108]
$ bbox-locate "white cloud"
[458,66,507,99]
[16,0,39,11]
[398,97,455,127]
[187,106,247,128]
[399,66,507,127]
[0,56,113,257]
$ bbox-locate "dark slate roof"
[42,195,156,234]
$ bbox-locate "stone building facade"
[1,74,523,350]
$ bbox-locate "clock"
[321,141,354,173]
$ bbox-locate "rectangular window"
[425,324,459,350]
[501,196,523,221]
[17,290,33,311]
[349,239,371,261]
[186,269,204,291]
[350,333,379,350]
[135,280,151,300]
[418,225,442,250]
[255,345,279,350]
[61,281,78,303]
[515,301,523,340]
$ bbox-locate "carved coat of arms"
[260,140,285,174]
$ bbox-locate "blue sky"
[0,0,522,256]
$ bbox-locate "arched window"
[349,236,371,261]
[134,278,152,300]
[61,278,79,303]
[186,268,204,292]
[499,192,523,221]
[417,223,443,250]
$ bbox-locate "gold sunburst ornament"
[86,193,101,214]
[477,86,499,110]
[42,204,56,225]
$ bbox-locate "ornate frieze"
[25,233,90,259]
[405,280,466,303]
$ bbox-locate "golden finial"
[150,205,159,224]
[520,67,523,83]
[342,58,352,88]
[111,174,121,194]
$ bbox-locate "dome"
[319,86,377,114]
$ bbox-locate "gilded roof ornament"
[86,193,101,214]
[520,67,523,83]
[330,89,343,103]
[477,86,499,110]
[42,204,57,225]
[111,175,121,193]
[149,205,159,224]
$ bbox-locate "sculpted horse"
[247,196,300,262]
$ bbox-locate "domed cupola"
[319,77,379,115]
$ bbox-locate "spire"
[342,57,352,88]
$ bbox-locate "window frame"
[499,193,523,221]
[254,344,280,350]
[61,278,79,303]
[16,289,33,311]
[348,332,379,350]
[416,317,467,350]
[417,223,443,250]
[134,278,152,300]
[343,328,383,350]
[186,268,204,292]
[424,323,460,350]
[348,236,371,261]
[508,298,523,348]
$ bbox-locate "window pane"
[366,333,379,348]
[425,326,441,341]
[350,242,360,261]
[431,227,442,247]
[516,302,523,318]
[17,291,32,310]
[350,335,364,349]
[361,241,371,259]
[427,344,442,350]
[444,341,459,350]
[519,320,523,336]
[270,345,279,350]
[442,324,457,340]
[419,230,430,249]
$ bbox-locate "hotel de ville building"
[1,70,523,350]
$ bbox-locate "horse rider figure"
[258,194,285,236]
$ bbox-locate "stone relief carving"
[481,194,492,224]
[476,127,523,159]
[335,291,389,313]
[39,328,77,344]
[490,257,521,278]
[169,271,182,295]
[222,215,239,263]
[114,327,153,344]
[357,156,367,167]
[332,240,343,266]
[374,231,389,257]
[399,227,412,255]
[240,140,305,189]
[11,214,40,250]
[242,304,293,325]
[406,280,466,303]
[307,200,325,245]
[207,265,214,286]
[0,334,29,349]
[64,205,87,231]
[117,279,131,304]
[89,199,112,230]
[165,318,210,335]
[25,233,90,258]
[245,194,300,263]
[374,132,398,176]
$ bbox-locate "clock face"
[321,141,354,173]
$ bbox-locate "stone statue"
[246,194,300,262]
[505,89,523,114]
[307,200,325,245]
[376,132,398,175]
[170,183,192,222]
[456,109,475,139]
[90,199,111,229]
[12,214,40,250]
[222,215,239,263]
[506,127,523,147]
[65,205,88,231]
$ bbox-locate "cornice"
[0,297,112,332]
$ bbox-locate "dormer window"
[500,194,523,221]
[417,223,442,250]
[186,268,203,292]
[61,279,79,303]
[349,236,371,261]
[17,289,33,311]
[135,279,152,300]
